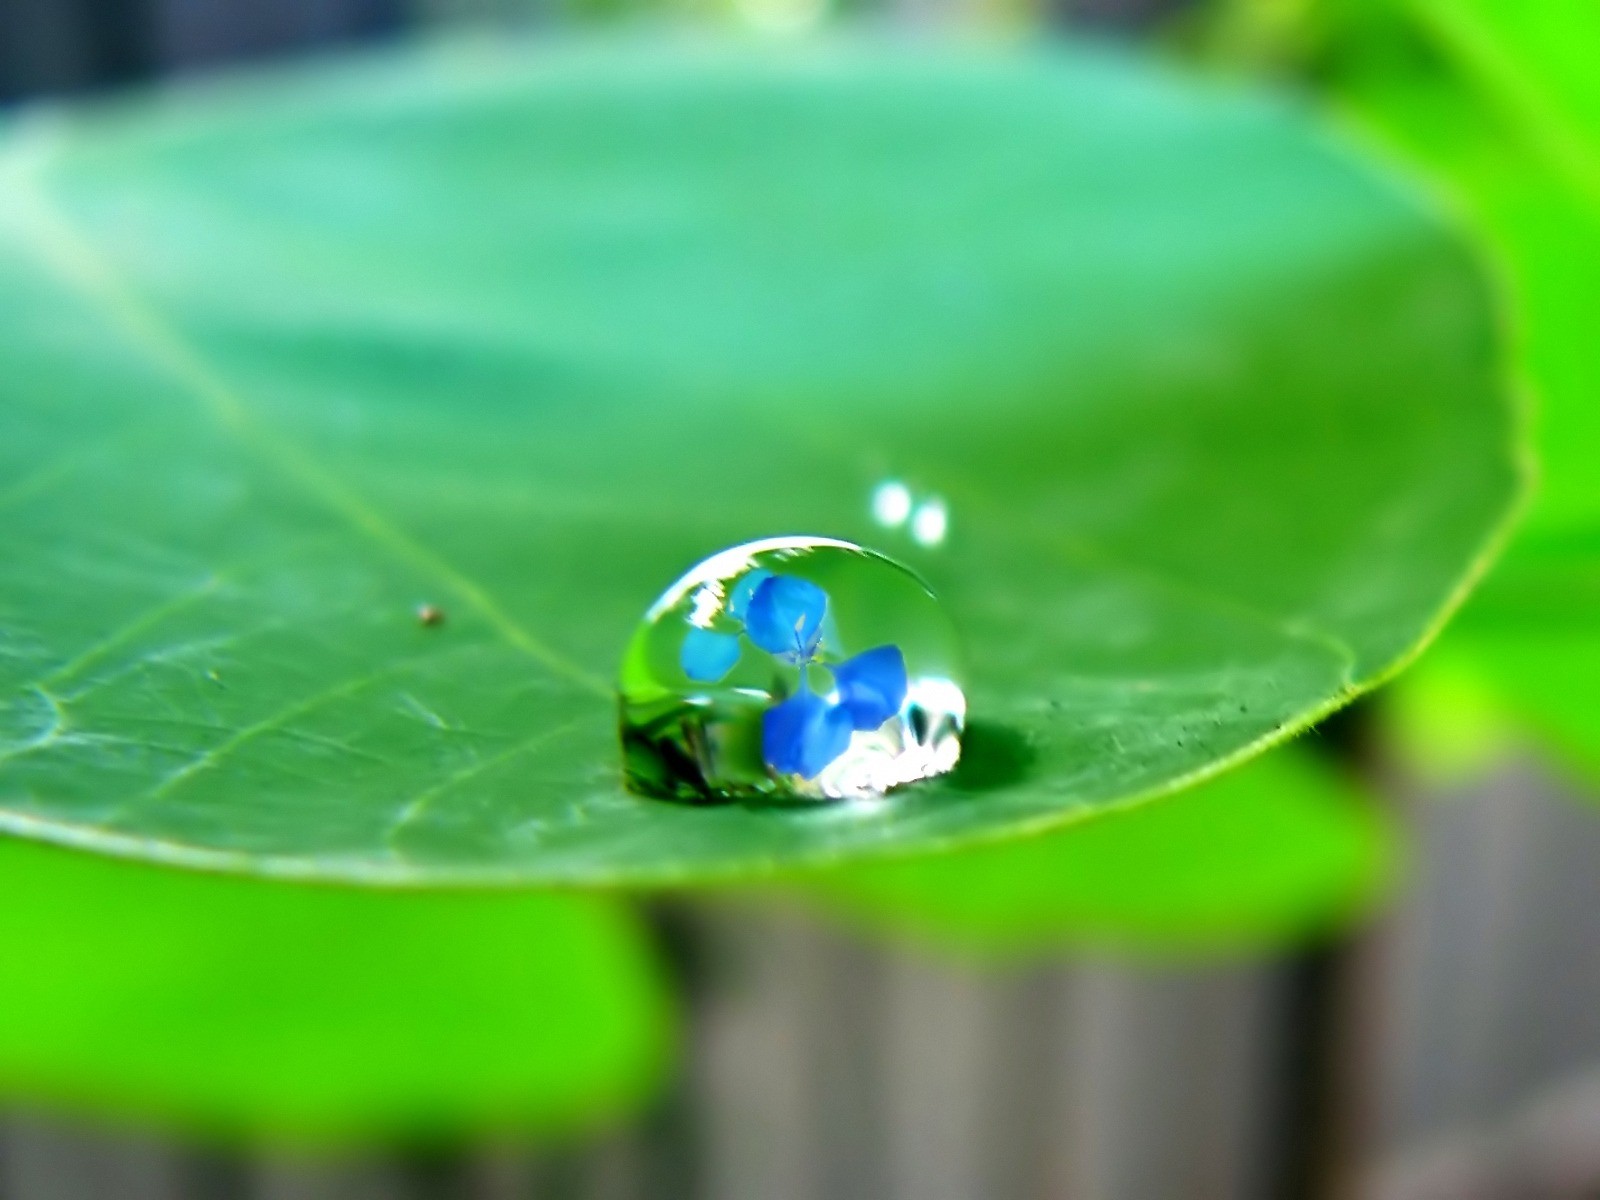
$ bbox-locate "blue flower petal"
[829,645,908,731]
[745,575,828,661]
[680,627,741,683]
[725,568,773,622]
[763,689,855,780]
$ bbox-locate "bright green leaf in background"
[0,40,1520,882]
[804,745,1393,956]
[0,839,669,1140]
[1321,0,1600,786]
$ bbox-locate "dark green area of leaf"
[0,838,669,1141]
[0,38,1519,881]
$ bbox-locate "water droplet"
[619,537,966,803]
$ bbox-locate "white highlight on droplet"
[911,497,949,547]
[871,480,914,528]
[688,583,722,629]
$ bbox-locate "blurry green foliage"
[1379,644,1512,783]
[0,40,1520,883]
[802,745,1392,956]
[1294,0,1600,787]
[0,839,670,1141]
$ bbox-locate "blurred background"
[2,0,1598,1199]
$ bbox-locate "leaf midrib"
[0,117,609,702]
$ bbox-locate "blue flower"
[828,645,908,730]
[744,574,827,663]
[680,626,741,683]
[725,568,773,621]
[762,645,909,780]
[763,689,855,780]
[679,568,910,784]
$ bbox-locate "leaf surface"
[0,40,1520,881]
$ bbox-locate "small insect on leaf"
[417,604,446,628]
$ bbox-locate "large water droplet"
[619,537,966,803]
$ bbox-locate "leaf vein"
[1,119,607,699]
[126,643,491,811]
[385,717,590,843]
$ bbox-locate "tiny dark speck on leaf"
[417,604,445,627]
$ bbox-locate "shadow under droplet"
[946,719,1035,793]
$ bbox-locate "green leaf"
[799,745,1393,955]
[0,40,1520,882]
[1332,0,1600,784]
[0,838,669,1140]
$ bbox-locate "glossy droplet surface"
[619,538,966,803]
